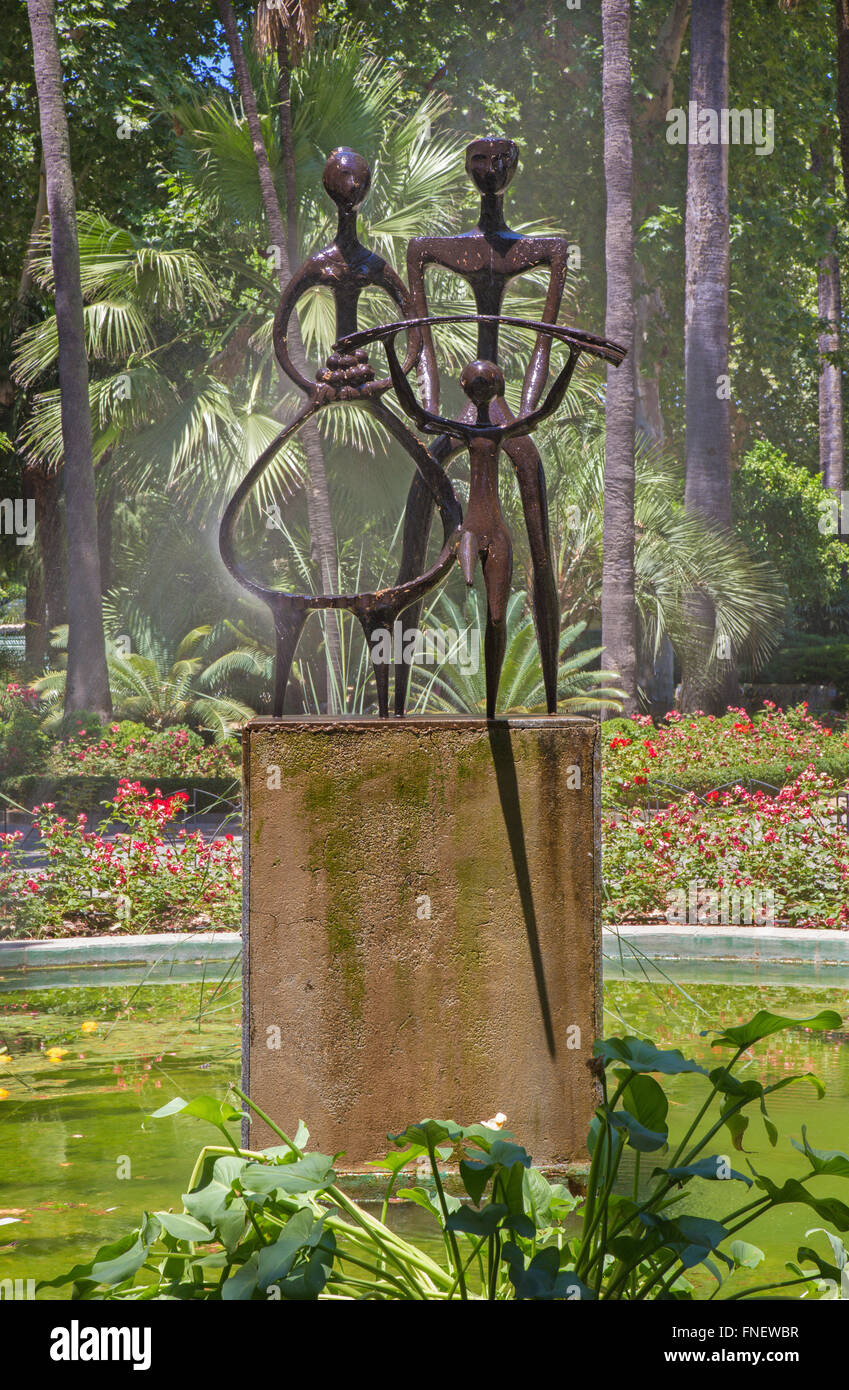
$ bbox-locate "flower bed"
[602,767,849,928]
[0,780,241,938]
[602,703,849,807]
[49,722,241,780]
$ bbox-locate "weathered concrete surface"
[243,716,600,1166]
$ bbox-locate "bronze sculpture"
[219,138,624,719]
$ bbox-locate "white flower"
[481,1112,507,1130]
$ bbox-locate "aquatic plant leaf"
[710,1010,842,1051]
[594,1037,705,1075]
[154,1211,214,1242]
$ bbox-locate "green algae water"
[0,955,846,1299]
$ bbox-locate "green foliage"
[32,625,263,739]
[758,634,849,706]
[732,441,843,611]
[42,1011,848,1300]
[410,590,624,715]
[0,683,49,779]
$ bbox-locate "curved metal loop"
[337,313,627,366]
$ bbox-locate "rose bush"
[602,703,849,807]
[602,767,849,928]
[48,722,240,780]
[0,780,240,937]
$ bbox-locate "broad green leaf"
[486,1139,532,1170]
[182,1181,247,1252]
[594,1036,705,1076]
[388,1119,463,1149]
[621,1073,669,1138]
[366,1144,427,1178]
[728,1240,765,1270]
[459,1158,494,1206]
[37,1230,141,1290]
[711,1010,843,1051]
[240,1153,335,1196]
[660,1157,752,1187]
[396,1185,461,1224]
[502,1242,594,1300]
[608,1107,668,1153]
[256,1209,322,1289]
[221,1254,259,1301]
[445,1203,509,1237]
[639,1213,732,1271]
[522,1167,577,1227]
[790,1128,849,1179]
[154,1211,214,1242]
[752,1175,849,1230]
[274,1240,335,1300]
[151,1095,243,1136]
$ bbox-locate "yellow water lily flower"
[80,1021,98,1035]
[0,1089,9,1100]
[45,1047,69,1062]
[0,1054,11,1066]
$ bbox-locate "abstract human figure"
[220,147,461,717]
[339,314,625,717]
[393,136,571,715]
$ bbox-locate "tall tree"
[254,1,320,273]
[216,0,342,708]
[836,1,849,213]
[811,132,844,493]
[681,0,733,712]
[25,0,110,720]
[601,0,638,715]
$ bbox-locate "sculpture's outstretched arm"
[406,240,441,411]
[521,243,569,413]
[502,347,581,440]
[272,265,326,396]
[379,330,466,440]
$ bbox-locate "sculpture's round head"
[460,358,505,406]
[323,147,371,211]
[465,136,519,195]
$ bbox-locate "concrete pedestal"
[242,716,601,1167]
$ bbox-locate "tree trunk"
[276,38,300,275]
[217,0,342,711]
[681,0,736,713]
[26,0,111,722]
[633,1,690,713]
[632,0,691,452]
[811,135,844,493]
[836,1,849,212]
[601,0,638,716]
[15,152,47,319]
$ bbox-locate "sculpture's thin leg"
[272,599,310,717]
[392,425,467,716]
[503,433,560,715]
[481,535,513,720]
[354,609,391,718]
[483,608,508,720]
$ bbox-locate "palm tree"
[408,590,625,716]
[216,0,342,707]
[681,0,734,712]
[811,128,844,493]
[25,0,111,722]
[517,416,785,699]
[34,621,263,738]
[601,0,638,715]
[253,0,321,273]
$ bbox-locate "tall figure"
[220,147,461,716]
[393,136,570,714]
